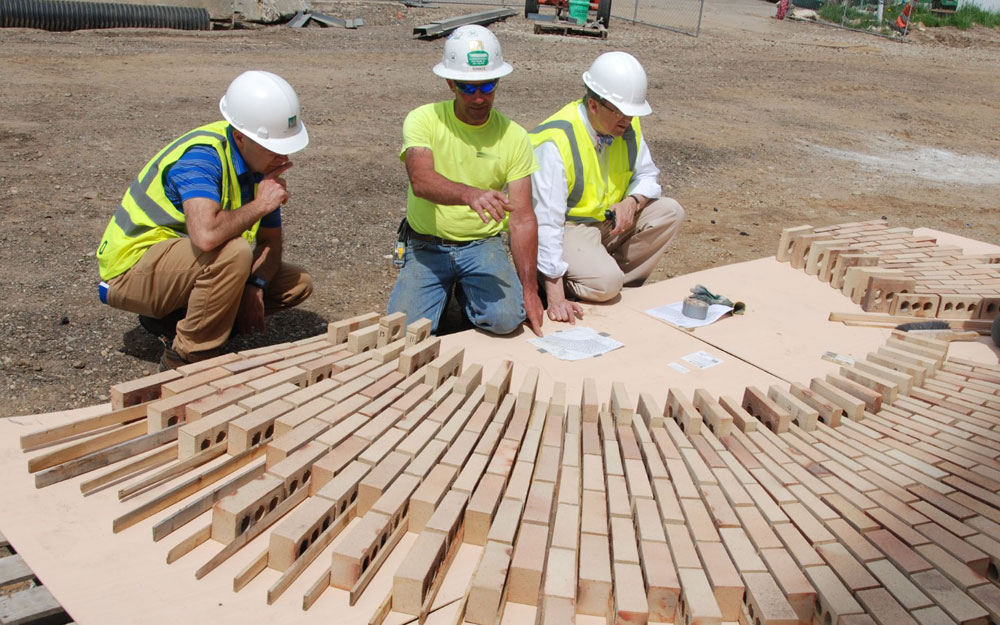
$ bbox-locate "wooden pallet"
[0,532,72,625]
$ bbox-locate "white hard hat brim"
[617,100,652,117]
[248,123,310,156]
[432,61,513,82]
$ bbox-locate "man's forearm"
[508,217,539,296]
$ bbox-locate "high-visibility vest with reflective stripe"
[96,121,259,281]
[529,100,642,222]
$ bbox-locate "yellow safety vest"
[96,121,259,281]
[529,101,642,222]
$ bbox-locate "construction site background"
[0,0,998,416]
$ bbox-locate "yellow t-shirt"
[400,101,539,241]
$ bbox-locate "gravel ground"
[1,0,998,416]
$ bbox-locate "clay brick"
[735,505,784,551]
[790,382,844,427]
[147,384,217,431]
[741,571,800,625]
[451,451,490,495]
[423,489,467,542]
[866,559,932,611]
[465,473,506,546]
[110,368,182,409]
[665,523,701,570]
[265,418,330,467]
[805,564,865,624]
[484,360,513,404]
[637,539,679,623]
[579,533,613,617]
[356,450,409,515]
[273,397,335,438]
[329,510,393,590]
[717,394,758,432]
[697,540,743,620]
[606,475,632,520]
[743,386,792,434]
[486,497,524,546]
[651,478,685,526]
[768,385,820,431]
[267,491,340,572]
[267,440,327,496]
[185,384,254,421]
[613,562,649,625]
[508,521,548,605]
[811,377,866,421]
[392,530,447,615]
[675,567,723,625]
[611,515,640,565]
[309,436,368,494]
[914,541,989,591]
[408,464,457,532]
[581,489,609,536]
[911,568,989,625]
[226,399,294,453]
[666,387,703,435]
[212,473,285,542]
[177,404,244,458]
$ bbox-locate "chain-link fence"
[802,0,914,39]
[419,0,704,36]
[611,0,704,35]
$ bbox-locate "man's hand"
[523,289,545,337]
[466,189,511,224]
[237,285,266,335]
[547,299,584,324]
[543,276,584,324]
[257,162,293,211]
[608,195,639,236]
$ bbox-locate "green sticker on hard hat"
[287,115,297,129]
[467,50,489,67]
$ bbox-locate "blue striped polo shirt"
[163,125,281,229]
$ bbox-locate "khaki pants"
[107,237,312,361]
[562,197,684,302]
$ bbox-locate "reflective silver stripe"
[566,215,601,223]
[112,204,148,237]
[125,129,227,233]
[623,126,638,171]
[530,120,584,209]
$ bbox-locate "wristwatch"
[628,194,643,208]
[247,275,268,290]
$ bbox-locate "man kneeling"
[96,70,313,370]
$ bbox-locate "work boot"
[138,309,185,344]
[158,345,190,372]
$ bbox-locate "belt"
[407,230,478,247]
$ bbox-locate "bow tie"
[596,134,614,149]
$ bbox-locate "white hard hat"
[582,51,651,117]
[433,25,513,81]
[219,70,309,155]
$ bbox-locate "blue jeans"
[387,235,526,335]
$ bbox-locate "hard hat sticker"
[287,115,297,129]
[467,51,489,67]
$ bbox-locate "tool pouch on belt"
[393,218,409,268]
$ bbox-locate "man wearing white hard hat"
[96,70,313,370]
[388,25,544,337]
[530,52,684,322]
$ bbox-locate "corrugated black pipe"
[0,0,210,31]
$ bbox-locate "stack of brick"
[18,310,1000,625]
[778,219,1000,319]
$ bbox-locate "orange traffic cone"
[896,1,914,31]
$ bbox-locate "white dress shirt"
[531,102,662,279]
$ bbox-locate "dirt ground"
[1,0,998,416]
